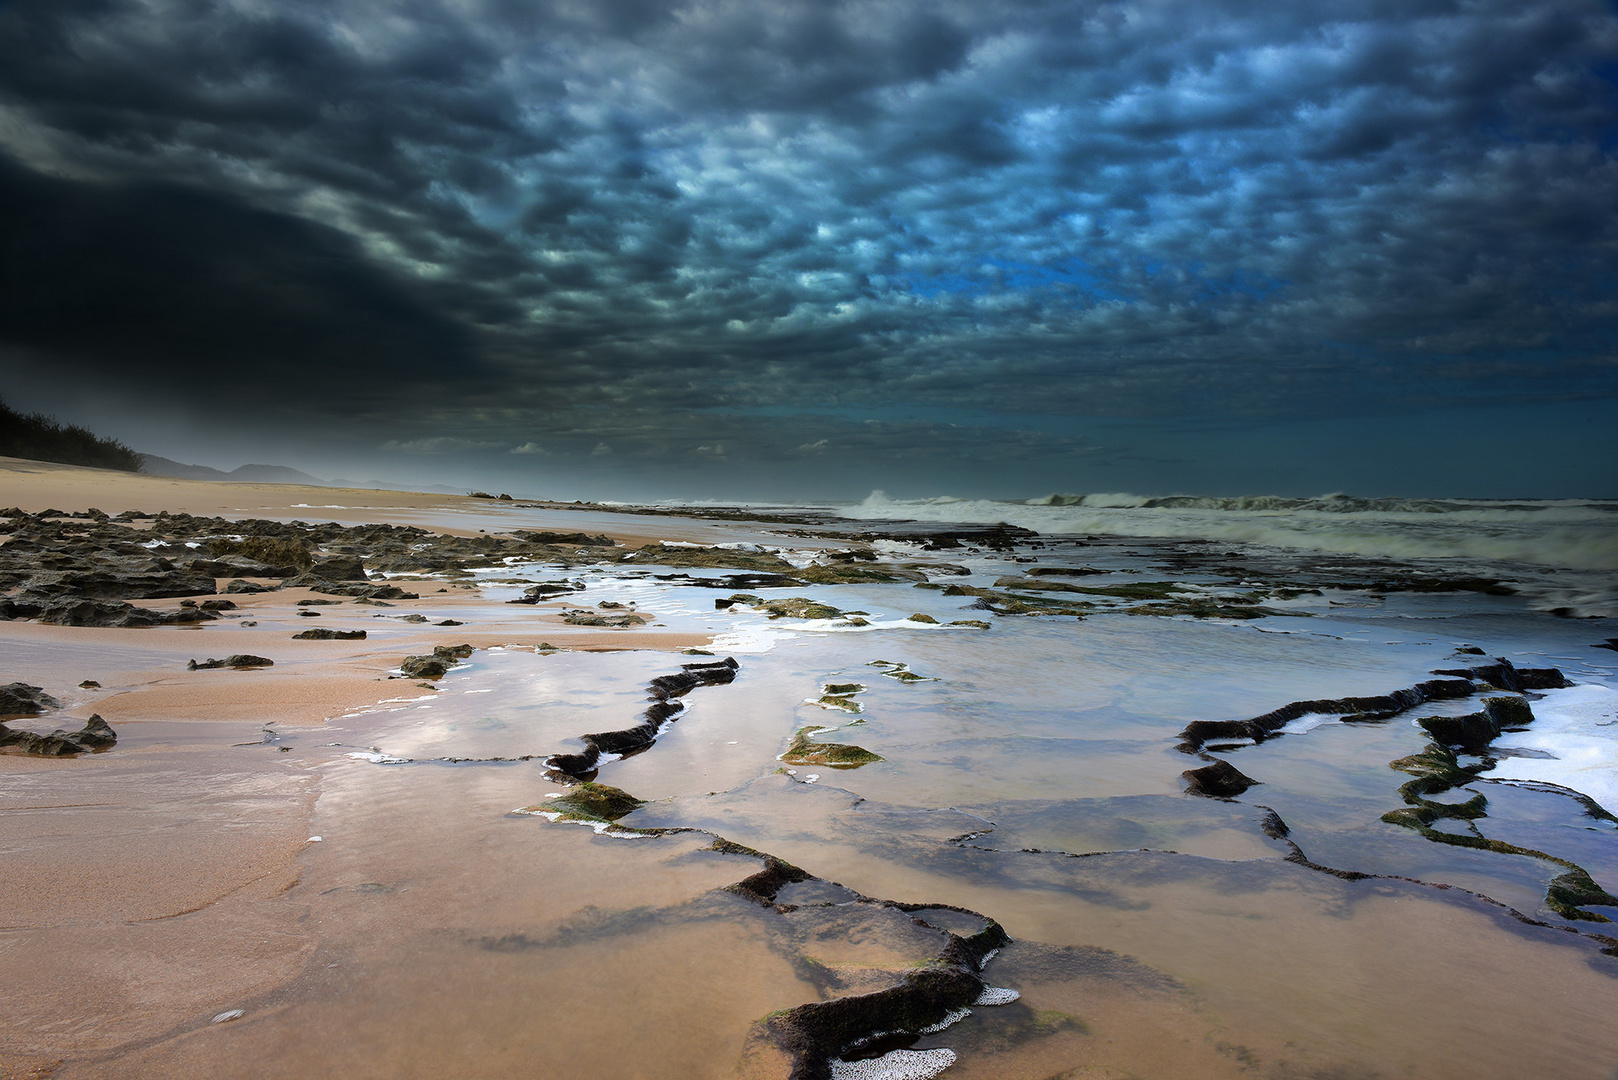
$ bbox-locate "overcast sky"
[1,0,1614,500]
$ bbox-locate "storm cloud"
[0,0,1613,496]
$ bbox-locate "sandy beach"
[3,458,1617,1080]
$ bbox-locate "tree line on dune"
[0,396,141,472]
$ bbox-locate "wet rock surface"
[0,682,63,717]
[1182,759,1258,798]
[187,655,274,670]
[0,713,116,755]
[399,644,475,680]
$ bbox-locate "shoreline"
[3,458,1617,1079]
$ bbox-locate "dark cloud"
[0,0,1613,494]
[0,154,482,401]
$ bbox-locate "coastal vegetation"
[0,397,142,472]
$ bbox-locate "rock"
[297,579,417,600]
[1028,566,1107,577]
[0,713,116,755]
[782,726,882,767]
[1594,638,1618,654]
[948,620,991,629]
[543,782,643,823]
[203,537,311,576]
[12,561,218,601]
[292,629,368,640]
[296,598,342,606]
[755,597,843,621]
[79,680,100,689]
[1177,677,1476,753]
[510,531,615,547]
[187,655,274,670]
[224,579,273,594]
[0,682,64,717]
[435,619,463,626]
[297,610,321,617]
[308,554,368,581]
[1482,695,1534,728]
[507,581,584,605]
[1429,657,1568,691]
[399,645,473,680]
[1,597,217,627]
[184,557,279,579]
[1182,759,1258,798]
[199,598,238,611]
[906,613,938,624]
[563,611,647,627]
[1417,711,1499,750]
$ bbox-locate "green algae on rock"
[783,726,883,768]
[537,781,646,824]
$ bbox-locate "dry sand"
[0,459,716,1078]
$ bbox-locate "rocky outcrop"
[0,682,63,717]
[0,597,218,626]
[399,644,474,680]
[307,554,368,581]
[187,655,274,670]
[1417,696,1535,751]
[1182,758,1258,798]
[0,714,116,756]
[544,658,738,780]
[1176,676,1484,753]
[1429,659,1570,692]
[292,628,368,640]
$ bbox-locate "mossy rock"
[1547,869,1618,921]
[547,782,645,824]
[949,619,991,630]
[757,597,844,620]
[782,727,882,768]
[906,613,938,624]
[1482,695,1534,728]
[823,682,864,695]
[620,544,795,572]
[793,563,919,585]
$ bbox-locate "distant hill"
[139,456,463,495]
[0,397,143,472]
[139,454,333,486]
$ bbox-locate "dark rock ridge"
[397,644,475,680]
[1175,659,1565,753]
[292,628,368,640]
[0,713,116,755]
[1418,696,1536,751]
[0,682,63,717]
[545,658,739,779]
[1168,660,1617,926]
[506,658,1015,1079]
[188,655,274,670]
[0,510,637,620]
[1182,758,1258,798]
[0,596,218,626]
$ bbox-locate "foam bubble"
[973,986,1021,1005]
[919,1008,971,1033]
[829,1048,957,1080]
[1488,684,1618,811]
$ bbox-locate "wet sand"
[3,459,1617,1080]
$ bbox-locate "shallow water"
[49,511,1618,1079]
